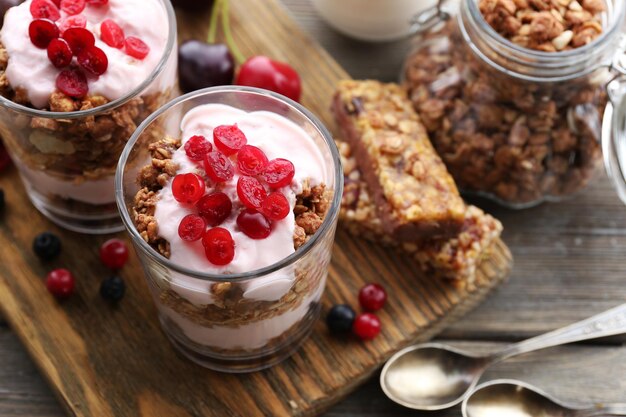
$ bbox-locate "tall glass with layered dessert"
[116,87,343,372]
[0,0,177,233]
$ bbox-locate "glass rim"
[0,0,177,119]
[115,85,344,282]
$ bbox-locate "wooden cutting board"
[0,1,513,416]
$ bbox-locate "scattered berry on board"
[326,304,356,334]
[352,313,381,340]
[358,283,387,312]
[100,238,129,269]
[33,232,62,261]
[46,268,75,299]
[100,275,126,302]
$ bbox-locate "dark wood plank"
[0,1,511,417]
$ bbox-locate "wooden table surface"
[2,1,626,416]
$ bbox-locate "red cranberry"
[184,135,212,162]
[237,176,267,210]
[196,192,232,227]
[78,45,108,75]
[47,38,73,68]
[55,68,88,98]
[29,19,59,49]
[100,238,129,269]
[262,158,295,188]
[100,19,124,49]
[59,15,86,33]
[261,192,290,221]
[171,173,205,205]
[124,36,150,60]
[62,27,95,54]
[203,151,234,183]
[237,209,271,240]
[237,145,268,176]
[213,124,246,156]
[352,313,381,340]
[30,0,61,21]
[46,268,75,299]
[202,227,235,265]
[86,0,108,5]
[60,0,85,15]
[178,214,206,242]
[235,55,302,102]
[358,283,387,312]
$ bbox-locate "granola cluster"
[404,21,605,205]
[479,0,606,51]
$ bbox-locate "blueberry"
[326,304,356,334]
[33,232,61,261]
[100,276,126,302]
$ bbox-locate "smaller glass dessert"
[116,87,342,372]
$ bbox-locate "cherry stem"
[207,0,222,44]
[220,0,246,65]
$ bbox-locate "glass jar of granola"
[403,0,626,208]
[0,0,178,233]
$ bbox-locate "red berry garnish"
[237,209,271,240]
[358,283,387,312]
[213,124,247,156]
[87,0,108,5]
[0,141,11,172]
[47,38,73,68]
[55,68,88,98]
[202,227,235,265]
[100,238,129,269]
[261,192,290,221]
[196,192,232,227]
[59,15,86,33]
[178,214,206,242]
[30,0,61,21]
[352,313,381,340]
[124,36,150,60]
[184,135,212,162]
[171,173,205,205]
[60,0,85,15]
[262,158,295,188]
[237,176,267,210]
[78,45,108,75]
[29,19,59,49]
[45,268,75,299]
[203,151,234,183]
[62,27,95,54]
[235,55,302,102]
[100,19,125,49]
[237,145,268,176]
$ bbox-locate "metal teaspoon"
[380,303,626,410]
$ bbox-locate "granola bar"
[338,140,503,283]
[332,80,466,241]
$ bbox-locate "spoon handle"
[492,303,626,362]
[578,405,626,416]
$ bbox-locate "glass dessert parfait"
[0,0,177,234]
[116,87,343,372]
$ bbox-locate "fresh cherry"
[261,192,290,221]
[213,124,246,156]
[46,268,75,299]
[178,40,234,93]
[237,145,268,176]
[59,14,86,33]
[358,283,387,312]
[236,55,302,102]
[100,19,124,49]
[56,68,88,98]
[237,209,271,240]
[100,238,129,269]
[62,27,95,54]
[60,0,85,15]
[204,151,234,183]
[184,135,212,162]
[78,45,108,75]
[262,158,295,188]
[326,304,356,334]
[125,36,150,60]
[171,173,205,204]
[352,313,381,340]
[202,227,235,265]
[178,214,206,242]
[196,192,232,227]
[29,18,59,49]
[30,0,60,21]
[237,176,267,210]
[171,0,213,11]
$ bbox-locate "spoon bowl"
[380,343,488,410]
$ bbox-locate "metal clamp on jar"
[403,0,626,208]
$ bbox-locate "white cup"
[311,0,437,42]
